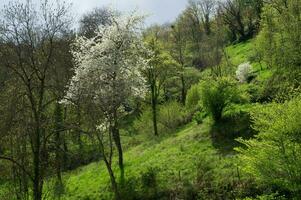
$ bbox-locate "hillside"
[42,40,259,200]
[46,121,239,200]
[1,1,300,199]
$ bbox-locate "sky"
[70,0,188,26]
[0,0,188,26]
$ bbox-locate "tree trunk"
[33,148,42,200]
[111,109,124,183]
[112,126,124,183]
[97,132,120,200]
[54,103,63,186]
[103,151,120,200]
[181,74,186,105]
[151,84,158,136]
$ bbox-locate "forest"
[0,0,300,199]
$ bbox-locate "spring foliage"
[199,77,240,121]
[236,96,301,195]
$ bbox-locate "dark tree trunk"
[97,132,120,200]
[151,84,158,136]
[103,150,120,200]
[33,142,42,200]
[181,74,186,105]
[112,126,124,183]
[54,103,63,187]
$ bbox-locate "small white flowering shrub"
[236,62,253,83]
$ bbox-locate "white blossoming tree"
[63,11,148,199]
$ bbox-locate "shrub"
[236,96,301,197]
[133,108,154,135]
[247,83,265,103]
[158,101,188,132]
[141,168,158,199]
[236,62,253,83]
[193,110,207,124]
[133,101,188,135]
[199,77,240,122]
[185,84,201,111]
[119,177,140,200]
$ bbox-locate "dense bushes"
[236,96,301,198]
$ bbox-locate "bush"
[185,84,201,111]
[199,77,241,122]
[140,167,158,199]
[133,101,188,135]
[158,101,188,132]
[193,110,207,124]
[133,108,154,136]
[236,96,301,197]
[236,62,253,83]
[246,83,265,103]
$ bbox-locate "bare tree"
[170,22,188,105]
[79,7,114,38]
[0,1,72,199]
[189,0,216,35]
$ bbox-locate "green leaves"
[237,96,301,195]
[199,77,241,122]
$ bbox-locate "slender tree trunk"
[112,126,124,183]
[63,106,68,169]
[151,84,158,136]
[76,104,83,152]
[33,139,42,200]
[111,109,124,183]
[54,103,63,186]
[181,73,186,105]
[103,156,120,200]
[97,132,120,200]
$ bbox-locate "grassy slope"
[226,39,272,81]
[43,39,269,200]
[45,122,216,199]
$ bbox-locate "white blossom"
[236,62,253,83]
[62,11,150,115]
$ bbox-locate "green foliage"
[199,77,241,122]
[257,0,301,69]
[134,101,188,136]
[193,111,207,125]
[246,83,265,103]
[242,193,287,200]
[133,107,154,136]
[260,68,301,102]
[185,84,201,111]
[139,167,158,199]
[236,96,301,197]
[158,101,188,132]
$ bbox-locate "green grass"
[44,120,237,200]
[226,40,254,66]
[225,39,273,82]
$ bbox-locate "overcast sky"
[0,0,188,26]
